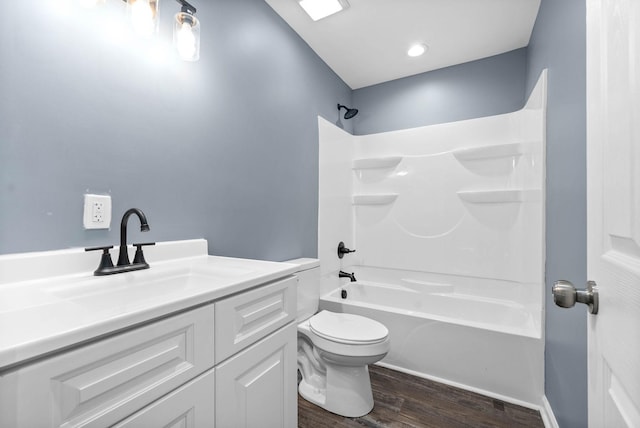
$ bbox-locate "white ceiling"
[265,0,541,89]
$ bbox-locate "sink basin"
[46,260,255,301]
[46,267,195,300]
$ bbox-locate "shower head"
[337,104,358,120]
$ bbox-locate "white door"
[586,0,640,426]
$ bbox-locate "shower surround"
[317,71,547,407]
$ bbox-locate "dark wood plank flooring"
[298,365,544,428]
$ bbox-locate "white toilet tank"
[285,258,320,322]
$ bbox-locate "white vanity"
[0,239,298,427]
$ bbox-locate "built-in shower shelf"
[352,194,398,205]
[352,156,403,170]
[452,142,529,162]
[457,189,540,204]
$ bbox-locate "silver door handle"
[552,280,599,314]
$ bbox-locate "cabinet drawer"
[0,305,215,428]
[113,368,215,428]
[215,276,296,363]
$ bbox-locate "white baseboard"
[374,362,560,427]
[540,396,560,428]
[375,361,540,410]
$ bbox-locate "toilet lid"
[309,310,388,344]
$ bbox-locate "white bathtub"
[319,267,543,407]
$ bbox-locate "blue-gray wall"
[526,0,587,427]
[0,0,352,260]
[352,49,527,135]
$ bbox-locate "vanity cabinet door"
[214,276,296,363]
[113,369,214,428]
[215,323,297,428]
[0,305,215,428]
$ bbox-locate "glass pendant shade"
[173,12,200,61]
[127,0,159,37]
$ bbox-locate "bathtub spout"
[339,270,357,282]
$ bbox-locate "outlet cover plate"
[83,194,112,229]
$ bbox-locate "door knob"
[552,280,599,314]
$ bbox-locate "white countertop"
[0,240,297,371]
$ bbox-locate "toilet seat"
[309,310,388,345]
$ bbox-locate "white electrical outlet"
[83,194,112,229]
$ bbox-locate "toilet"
[287,258,390,417]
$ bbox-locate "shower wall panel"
[350,71,546,287]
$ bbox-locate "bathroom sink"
[45,258,256,301]
[46,267,195,300]
[0,240,298,371]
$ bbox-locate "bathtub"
[319,267,543,407]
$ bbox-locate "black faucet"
[85,208,154,276]
[339,270,357,282]
[117,208,150,267]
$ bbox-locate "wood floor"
[298,365,544,428]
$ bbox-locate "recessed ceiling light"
[407,43,428,57]
[298,0,349,21]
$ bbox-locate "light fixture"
[299,0,349,21]
[407,43,428,57]
[126,0,158,37]
[173,0,200,61]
